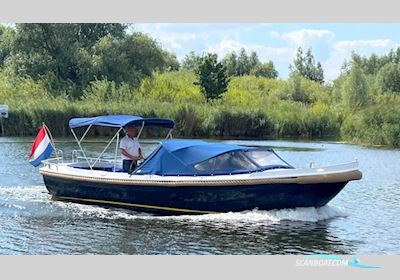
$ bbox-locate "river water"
[0,137,399,255]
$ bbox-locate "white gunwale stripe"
[40,169,362,187]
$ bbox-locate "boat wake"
[0,185,348,222]
[166,206,348,223]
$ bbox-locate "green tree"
[181,51,201,72]
[6,24,175,97]
[375,63,400,93]
[290,47,305,77]
[289,75,310,103]
[350,52,391,76]
[249,51,260,70]
[195,53,229,101]
[314,62,324,83]
[343,64,369,108]
[236,48,252,76]
[290,47,324,83]
[222,52,238,76]
[92,32,173,87]
[250,61,278,79]
[75,23,127,48]
[388,47,400,64]
[8,23,129,94]
[354,49,400,74]
[0,25,15,68]
[163,51,180,71]
[222,49,277,78]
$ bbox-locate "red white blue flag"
[29,125,54,167]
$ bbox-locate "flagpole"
[42,122,59,158]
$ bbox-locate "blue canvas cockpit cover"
[135,139,255,176]
[69,115,175,129]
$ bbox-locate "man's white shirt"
[120,135,141,160]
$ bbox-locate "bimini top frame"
[68,115,175,171]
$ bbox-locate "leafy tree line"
[182,46,324,102]
[183,48,278,79]
[0,23,179,98]
[1,24,320,102]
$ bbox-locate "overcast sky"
[133,23,400,81]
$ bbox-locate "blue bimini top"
[69,115,175,129]
[134,139,292,176]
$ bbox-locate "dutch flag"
[29,125,54,167]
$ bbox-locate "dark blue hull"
[42,175,348,215]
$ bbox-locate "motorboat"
[40,115,362,215]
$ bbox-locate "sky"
[132,23,400,81]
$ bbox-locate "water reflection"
[0,209,355,255]
[115,218,356,255]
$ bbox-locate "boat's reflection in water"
[106,208,357,255]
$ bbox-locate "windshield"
[194,150,258,174]
[244,149,290,168]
